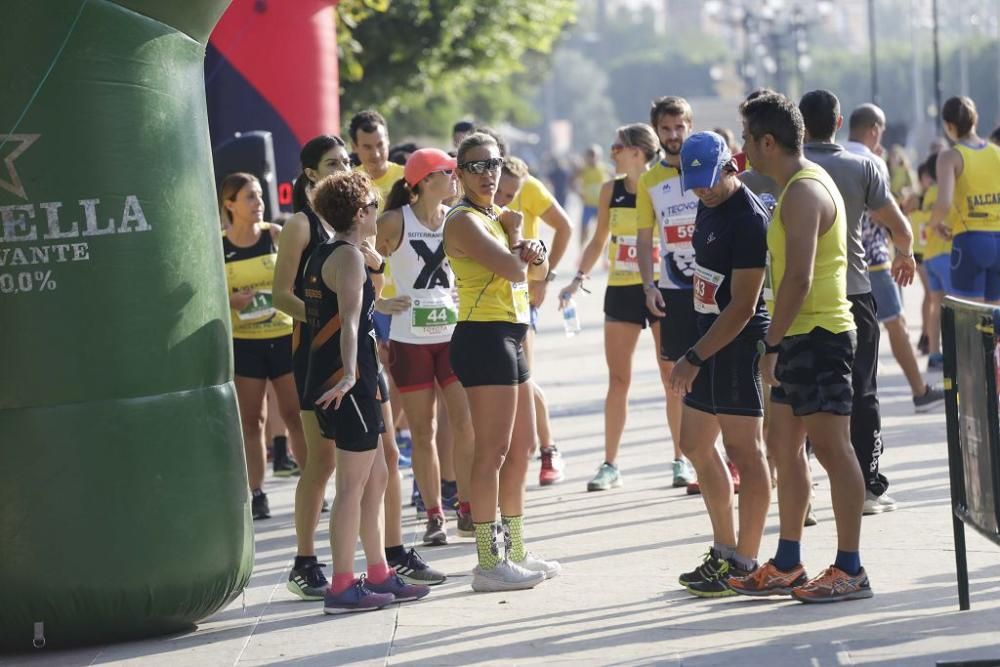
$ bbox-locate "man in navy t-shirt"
[667,131,773,598]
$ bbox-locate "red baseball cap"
[404,148,457,187]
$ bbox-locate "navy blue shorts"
[950,231,1000,301]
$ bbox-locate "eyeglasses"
[361,200,379,212]
[458,158,503,174]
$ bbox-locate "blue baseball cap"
[679,131,733,192]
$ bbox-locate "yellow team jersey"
[357,161,405,296]
[579,164,609,207]
[510,175,557,241]
[919,185,953,260]
[952,143,1000,235]
[636,161,700,290]
[223,223,294,339]
[765,166,855,337]
[606,177,658,286]
[445,203,530,324]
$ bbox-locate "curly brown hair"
[312,171,376,233]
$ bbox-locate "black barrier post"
[941,305,971,610]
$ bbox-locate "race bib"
[410,296,457,338]
[762,253,774,303]
[693,265,724,314]
[237,289,276,321]
[663,217,696,252]
[614,235,660,274]
[512,282,530,324]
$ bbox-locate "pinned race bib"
[238,289,276,321]
[512,281,531,324]
[693,264,724,314]
[663,217,697,252]
[614,235,660,274]
[410,296,458,338]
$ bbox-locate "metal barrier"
[941,297,1000,611]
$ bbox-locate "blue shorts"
[373,311,391,342]
[581,205,598,230]
[868,269,902,322]
[950,231,1000,301]
[924,253,952,294]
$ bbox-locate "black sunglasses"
[361,199,379,211]
[458,158,504,174]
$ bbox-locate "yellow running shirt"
[223,223,294,339]
[952,143,1000,235]
[636,161,700,290]
[510,175,557,241]
[765,166,854,337]
[918,185,953,260]
[357,161,405,296]
[607,177,659,287]
[445,202,530,324]
[579,164,610,208]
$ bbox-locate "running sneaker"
[686,481,702,495]
[323,578,395,614]
[321,497,330,513]
[862,491,898,515]
[412,480,425,513]
[251,492,270,520]
[511,552,561,579]
[441,480,459,511]
[539,446,565,486]
[917,333,929,355]
[456,510,475,538]
[273,457,300,477]
[672,459,694,488]
[396,432,413,470]
[365,572,430,602]
[804,504,818,526]
[287,561,329,601]
[927,352,944,372]
[914,384,945,413]
[791,566,874,603]
[587,462,622,491]
[727,459,741,494]
[471,560,546,592]
[678,549,726,587]
[687,561,753,598]
[390,547,447,586]
[422,515,448,546]
[727,560,808,597]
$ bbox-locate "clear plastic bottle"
[562,297,582,337]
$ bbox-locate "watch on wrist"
[756,339,781,356]
[643,281,658,292]
[545,270,558,283]
[684,348,705,367]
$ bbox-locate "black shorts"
[604,284,661,329]
[292,322,312,409]
[377,370,390,404]
[450,321,530,387]
[684,335,765,417]
[314,390,385,451]
[771,327,857,417]
[659,288,699,362]
[234,335,293,380]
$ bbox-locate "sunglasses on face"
[458,158,503,174]
[361,200,379,212]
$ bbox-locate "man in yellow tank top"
[573,145,611,247]
[727,93,873,604]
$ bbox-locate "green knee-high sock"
[474,522,500,569]
[501,515,526,562]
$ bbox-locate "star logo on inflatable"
[0,134,40,201]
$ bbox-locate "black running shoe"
[252,492,271,520]
[391,547,447,585]
[686,561,753,598]
[678,549,726,587]
[273,457,300,477]
[287,561,329,601]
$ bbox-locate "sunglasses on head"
[458,157,503,174]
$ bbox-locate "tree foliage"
[336,0,576,138]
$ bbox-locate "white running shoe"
[512,552,561,579]
[471,560,546,592]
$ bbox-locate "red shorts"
[387,340,458,393]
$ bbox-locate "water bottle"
[562,297,582,337]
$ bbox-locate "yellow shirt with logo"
[952,143,1000,235]
[607,177,658,287]
[917,185,953,260]
[765,166,854,337]
[579,164,610,207]
[636,161,700,290]
[510,175,557,241]
[223,223,294,339]
[445,203,530,324]
[358,161,406,296]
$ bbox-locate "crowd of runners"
[216,84,1000,612]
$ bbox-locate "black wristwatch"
[684,348,705,367]
[756,339,781,356]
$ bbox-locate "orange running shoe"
[791,566,873,603]
[727,560,808,597]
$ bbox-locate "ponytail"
[293,134,347,213]
[384,177,417,212]
[292,173,311,212]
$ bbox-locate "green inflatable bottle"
[0,0,252,651]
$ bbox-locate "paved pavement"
[8,278,1000,666]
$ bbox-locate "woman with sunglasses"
[273,135,350,599]
[443,133,560,591]
[377,149,476,549]
[305,171,431,613]
[558,124,668,493]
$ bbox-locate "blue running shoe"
[441,480,459,511]
[365,572,430,602]
[323,578,394,614]
[396,432,413,470]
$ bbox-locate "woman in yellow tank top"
[558,123,677,492]
[443,132,558,592]
[930,96,1000,303]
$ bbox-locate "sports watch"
[756,339,781,356]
